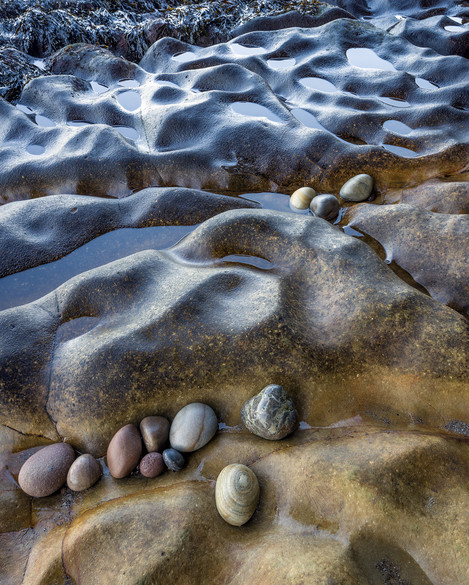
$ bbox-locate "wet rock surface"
[344,203,469,315]
[0,1,468,584]
[0,7,468,200]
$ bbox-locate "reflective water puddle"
[90,81,108,94]
[26,144,45,155]
[346,48,396,71]
[299,77,337,92]
[231,102,283,123]
[173,51,197,62]
[383,120,412,135]
[230,43,266,56]
[415,77,438,89]
[240,192,291,212]
[0,225,195,311]
[222,254,273,270]
[114,126,139,141]
[290,108,327,131]
[378,96,410,108]
[382,144,418,157]
[35,114,56,127]
[267,58,296,70]
[118,79,140,88]
[116,90,141,111]
[16,104,33,114]
[445,25,466,32]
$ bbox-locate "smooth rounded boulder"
[169,403,218,453]
[67,454,101,491]
[140,416,170,453]
[107,424,142,479]
[18,443,75,498]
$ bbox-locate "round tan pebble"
[67,454,101,491]
[139,452,165,478]
[290,187,316,210]
[18,443,75,498]
[140,416,170,452]
[107,424,142,479]
[215,464,260,526]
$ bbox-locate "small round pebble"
[241,384,298,440]
[163,448,185,472]
[107,424,142,479]
[139,452,166,478]
[339,174,373,202]
[18,443,75,498]
[310,194,340,220]
[169,403,218,453]
[140,416,170,453]
[67,454,101,491]
[290,186,316,211]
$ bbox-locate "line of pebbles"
[17,384,297,525]
[290,173,374,218]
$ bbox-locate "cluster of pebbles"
[107,403,218,479]
[290,173,374,219]
[17,385,298,526]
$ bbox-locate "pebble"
[140,416,170,452]
[310,194,340,220]
[18,443,75,498]
[163,448,185,471]
[241,384,298,440]
[67,454,101,491]
[215,464,260,526]
[169,403,218,452]
[339,174,373,202]
[107,424,142,479]
[290,186,316,210]
[139,452,166,478]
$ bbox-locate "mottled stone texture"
[10,430,469,585]
[1,209,467,456]
[0,14,468,201]
[343,204,469,315]
[0,2,468,583]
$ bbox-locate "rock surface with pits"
[0,2,468,584]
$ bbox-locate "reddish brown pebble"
[140,416,170,453]
[107,424,142,479]
[139,452,165,478]
[18,443,75,498]
[67,454,101,491]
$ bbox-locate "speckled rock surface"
[1,209,467,456]
[1,1,468,583]
[139,452,165,478]
[7,429,468,585]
